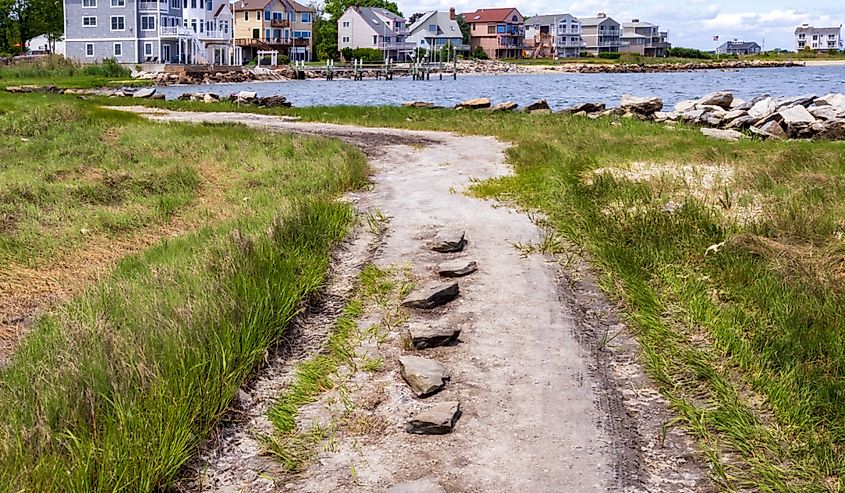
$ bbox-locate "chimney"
[631,18,639,22]
[597,12,606,18]
[450,7,455,20]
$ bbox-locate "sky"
[396,0,845,50]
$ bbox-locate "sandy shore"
[802,59,845,66]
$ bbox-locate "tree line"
[0,0,63,56]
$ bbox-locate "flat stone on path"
[387,477,447,493]
[405,401,461,435]
[430,229,466,253]
[401,282,459,309]
[409,324,461,349]
[399,355,449,397]
[437,260,477,278]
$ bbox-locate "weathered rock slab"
[697,91,733,109]
[437,260,477,278]
[455,97,491,109]
[701,128,746,141]
[620,94,663,115]
[401,282,459,309]
[489,101,518,112]
[405,401,461,434]
[430,229,466,253]
[409,324,461,349]
[779,105,816,124]
[523,99,550,112]
[399,355,449,397]
[132,87,157,98]
[388,478,447,493]
[403,101,435,109]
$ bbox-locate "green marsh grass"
[103,98,845,489]
[0,94,368,491]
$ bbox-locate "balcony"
[138,0,166,11]
[270,19,290,28]
[160,26,196,38]
[235,37,310,48]
[381,41,414,51]
[199,30,230,40]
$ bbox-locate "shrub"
[471,46,488,60]
[598,52,621,59]
[340,47,384,62]
[668,47,713,59]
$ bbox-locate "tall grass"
[0,94,368,490]
[0,55,130,80]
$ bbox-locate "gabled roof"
[408,11,461,39]
[214,2,232,16]
[461,8,522,24]
[349,7,404,36]
[719,41,760,49]
[622,20,655,28]
[524,14,576,26]
[234,0,272,11]
[291,0,314,12]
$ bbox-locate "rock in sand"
[399,355,449,397]
[405,401,461,434]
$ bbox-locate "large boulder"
[673,99,698,113]
[488,101,518,112]
[779,105,816,125]
[747,97,776,119]
[620,95,663,115]
[455,97,491,109]
[816,119,845,140]
[563,102,606,114]
[132,87,156,98]
[815,93,845,109]
[398,355,449,397]
[257,95,291,107]
[809,105,844,120]
[523,99,550,112]
[697,91,734,109]
[750,120,786,139]
[776,94,816,110]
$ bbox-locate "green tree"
[456,14,469,45]
[317,0,402,60]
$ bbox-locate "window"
[82,16,97,27]
[141,15,156,30]
[384,36,391,42]
[110,16,125,30]
[373,34,377,45]
[220,20,228,33]
[244,11,248,21]
[144,42,153,55]
[252,28,259,38]
[199,21,203,32]
[342,36,349,43]
[342,21,349,28]
[191,19,197,32]
[113,42,122,56]
[85,43,94,56]
[82,0,96,7]
[264,10,270,20]
[428,24,436,33]
[206,0,211,10]
[301,12,311,23]
[171,0,179,8]
[110,0,124,6]
[287,11,294,21]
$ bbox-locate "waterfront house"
[715,40,761,56]
[63,0,236,64]
[619,19,669,57]
[579,13,620,55]
[233,0,314,63]
[26,34,66,55]
[794,24,842,52]
[406,8,464,56]
[337,6,413,61]
[462,7,525,59]
[524,14,581,58]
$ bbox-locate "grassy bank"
[118,100,845,490]
[0,55,144,88]
[0,94,368,490]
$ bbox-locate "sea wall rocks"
[456,59,802,75]
[133,67,297,85]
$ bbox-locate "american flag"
[713,35,720,42]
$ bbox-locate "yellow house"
[233,0,314,62]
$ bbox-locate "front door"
[162,44,171,63]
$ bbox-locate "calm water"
[157,65,845,109]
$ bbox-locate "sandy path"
[112,107,712,492]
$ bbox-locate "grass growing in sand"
[0,56,145,89]
[0,93,368,491]
[118,99,845,490]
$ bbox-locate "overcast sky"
[398,0,845,50]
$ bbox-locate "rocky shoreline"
[124,59,805,86]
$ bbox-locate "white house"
[337,6,413,61]
[407,8,463,54]
[795,24,843,52]
[26,34,66,55]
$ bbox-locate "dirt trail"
[113,107,713,492]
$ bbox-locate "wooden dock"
[291,60,459,81]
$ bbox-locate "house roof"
[622,20,655,28]
[408,10,461,39]
[795,26,841,35]
[621,32,647,39]
[351,7,404,36]
[461,8,521,23]
[291,0,314,12]
[579,15,618,27]
[719,41,760,49]
[524,14,575,26]
[234,0,272,11]
[214,2,231,16]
